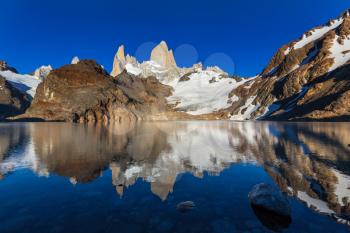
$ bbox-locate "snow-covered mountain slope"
[226,8,350,121]
[167,70,247,115]
[0,70,41,98]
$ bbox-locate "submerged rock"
[176,201,195,213]
[249,183,291,217]
[249,183,291,231]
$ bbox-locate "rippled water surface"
[0,121,350,233]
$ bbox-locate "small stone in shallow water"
[176,201,195,213]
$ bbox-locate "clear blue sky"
[0,0,348,76]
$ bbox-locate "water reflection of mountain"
[0,121,349,222]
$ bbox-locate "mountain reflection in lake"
[0,121,350,233]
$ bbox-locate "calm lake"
[0,121,350,233]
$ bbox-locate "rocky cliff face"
[150,41,177,69]
[21,60,173,122]
[111,45,126,77]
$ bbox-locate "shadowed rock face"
[21,60,172,122]
[0,76,31,119]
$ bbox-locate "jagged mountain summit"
[111,41,186,84]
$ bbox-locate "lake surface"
[0,121,350,233]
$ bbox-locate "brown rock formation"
[21,60,172,122]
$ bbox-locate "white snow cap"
[71,56,80,64]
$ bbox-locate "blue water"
[0,122,349,233]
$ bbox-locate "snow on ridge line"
[284,17,344,55]
[293,18,344,50]
[0,70,41,97]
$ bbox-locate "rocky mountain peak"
[150,41,177,68]
[71,56,80,64]
[111,45,127,77]
[0,61,18,73]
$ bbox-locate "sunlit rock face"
[150,41,177,69]
[0,121,350,223]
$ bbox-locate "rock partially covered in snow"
[0,70,41,98]
[0,75,31,119]
[249,183,291,217]
[71,56,80,64]
[34,65,52,80]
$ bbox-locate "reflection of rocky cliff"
[0,122,349,223]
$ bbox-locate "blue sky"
[0,0,348,76]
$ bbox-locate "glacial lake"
[0,121,350,233]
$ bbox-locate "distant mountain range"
[0,8,349,121]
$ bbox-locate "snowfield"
[167,70,247,115]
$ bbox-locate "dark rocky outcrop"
[0,76,31,120]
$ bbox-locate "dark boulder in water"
[249,183,291,217]
[249,183,291,231]
[176,201,195,213]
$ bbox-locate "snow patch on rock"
[328,35,350,72]
[230,95,259,120]
[0,70,42,97]
[293,18,344,50]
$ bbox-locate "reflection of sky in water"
[0,122,350,233]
